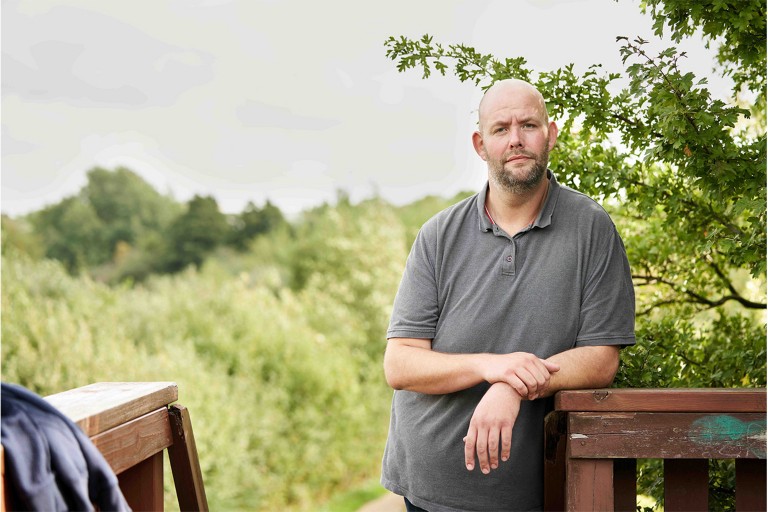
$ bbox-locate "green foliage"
[228,200,288,251]
[616,314,766,389]
[1,192,416,510]
[82,167,181,250]
[23,167,182,279]
[164,195,230,271]
[30,196,108,272]
[641,0,766,114]
[9,168,296,284]
[1,215,44,259]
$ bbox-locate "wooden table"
[544,388,767,511]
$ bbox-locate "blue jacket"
[1,382,131,511]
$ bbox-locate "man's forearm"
[383,338,489,394]
[541,345,620,397]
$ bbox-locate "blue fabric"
[1,382,131,512]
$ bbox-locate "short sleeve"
[386,224,441,340]
[575,221,636,347]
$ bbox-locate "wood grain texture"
[568,412,765,459]
[90,408,173,475]
[45,382,178,436]
[555,388,767,413]
[168,405,209,511]
[565,458,614,511]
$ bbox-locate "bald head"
[478,79,549,132]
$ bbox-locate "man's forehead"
[485,105,542,123]
[479,84,548,124]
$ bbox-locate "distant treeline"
[2,167,469,285]
[2,168,291,282]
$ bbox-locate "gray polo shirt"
[382,171,635,511]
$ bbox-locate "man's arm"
[541,344,620,397]
[383,337,560,398]
[464,344,620,475]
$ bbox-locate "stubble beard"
[488,148,549,195]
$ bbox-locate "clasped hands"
[464,352,559,474]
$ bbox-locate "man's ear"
[472,131,487,161]
[548,122,558,151]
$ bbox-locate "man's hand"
[463,383,521,474]
[482,352,560,400]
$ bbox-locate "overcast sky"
[2,0,729,217]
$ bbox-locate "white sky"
[1,0,730,217]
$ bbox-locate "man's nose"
[508,127,523,148]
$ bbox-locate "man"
[380,79,635,511]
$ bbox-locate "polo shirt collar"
[477,169,561,232]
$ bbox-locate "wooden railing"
[2,382,207,512]
[544,388,767,512]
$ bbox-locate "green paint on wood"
[691,415,766,458]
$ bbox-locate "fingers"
[503,354,556,400]
[487,426,500,470]
[464,426,509,474]
[507,364,546,399]
[464,428,476,471]
[500,424,512,462]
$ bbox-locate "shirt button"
[506,256,513,262]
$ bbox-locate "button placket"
[502,239,516,275]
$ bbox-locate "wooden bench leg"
[118,452,164,512]
[167,404,208,512]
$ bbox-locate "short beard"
[488,150,549,195]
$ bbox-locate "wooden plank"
[167,405,209,511]
[613,458,636,512]
[568,412,765,459]
[90,408,173,475]
[566,458,614,511]
[556,388,766,413]
[736,458,767,511]
[118,451,164,512]
[46,382,178,436]
[664,459,708,511]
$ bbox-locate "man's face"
[472,86,557,194]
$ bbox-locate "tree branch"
[632,273,767,311]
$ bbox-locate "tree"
[228,200,287,250]
[384,3,765,507]
[165,195,229,271]
[82,167,181,253]
[641,0,766,117]
[23,167,181,277]
[29,197,107,273]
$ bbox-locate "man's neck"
[485,177,549,235]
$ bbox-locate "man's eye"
[494,127,507,134]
